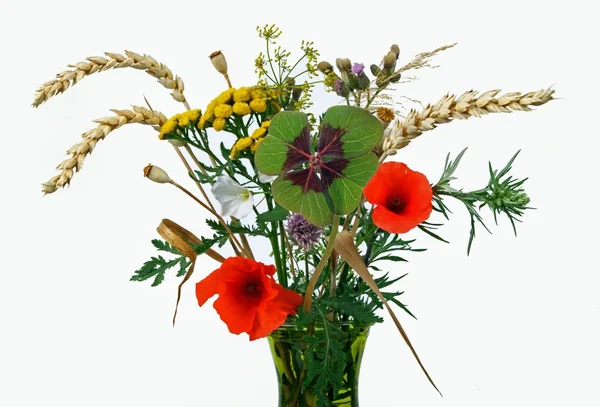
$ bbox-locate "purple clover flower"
[285,213,323,251]
[351,63,365,75]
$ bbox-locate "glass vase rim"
[275,321,377,330]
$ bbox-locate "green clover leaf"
[255,106,383,226]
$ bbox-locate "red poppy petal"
[196,265,228,306]
[246,287,302,341]
[213,289,257,335]
[372,205,419,234]
[364,162,408,205]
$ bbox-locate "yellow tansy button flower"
[234,137,253,150]
[215,89,234,105]
[159,117,178,139]
[233,87,251,103]
[249,99,267,113]
[188,109,201,122]
[213,118,227,131]
[214,104,233,118]
[233,102,251,116]
[261,120,271,128]
[178,114,190,127]
[251,127,267,140]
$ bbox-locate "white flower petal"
[211,176,254,218]
[258,172,278,184]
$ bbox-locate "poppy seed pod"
[209,50,228,75]
[317,61,333,73]
[143,164,171,184]
[390,44,400,59]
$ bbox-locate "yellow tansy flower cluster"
[230,120,271,159]
[198,86,270,132]
[158,109,201,139]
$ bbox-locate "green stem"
[279,220,288,278]
[266,194,286,286]
[303,215,341,312]
[266,40,280,85]
[282,54,307,83]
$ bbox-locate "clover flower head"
[285,213,323,251]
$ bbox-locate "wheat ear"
[42,106,167,195]
[379,88,555,161]
[32,51,188,108]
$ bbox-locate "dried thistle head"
[382,51,397,70]
[317,61,333,73]
[335,58,352,72]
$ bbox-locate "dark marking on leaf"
[286,167,324,193]
[320,158,349,189]
[283,124,312,171]
[318,124,345,158]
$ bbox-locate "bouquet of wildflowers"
[35,25,554,406]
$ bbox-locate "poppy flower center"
[244,281,261,297]
[385,195,406,214]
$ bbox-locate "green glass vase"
[267,322,373,407]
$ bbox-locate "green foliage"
[432,148,532,254]
[205,218,269,238]
[255,204,289,223]
[130,240,190,287]
[321,296,383,325]
[295,305,348,407]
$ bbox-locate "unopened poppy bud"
[336,58,352,72]
[390,44,400,59]
[143,164,171,184]
[209,50,228,75]
[383,51,397,70]
[317,61,333,73]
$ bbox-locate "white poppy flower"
[211,176,254,219]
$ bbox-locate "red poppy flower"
[363,162,433,234]
[196,257,303,341]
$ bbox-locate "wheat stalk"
[378,87,555,162]
[42,106,167,195]
[32,51,189,108]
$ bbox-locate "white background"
[1,0,599,406]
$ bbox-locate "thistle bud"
[357,74,370,91]
[382,51,397,71]
[370,64,381,77]
[317,61,333,74]
[390,44,400,59]
[335,58,352,72]
[143,164,171,184]
[209,50,228,75]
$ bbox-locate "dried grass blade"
[334,230,442,396]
